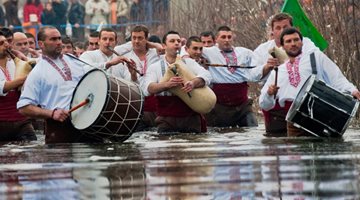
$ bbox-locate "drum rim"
[342,100,360,134]
[286,75,316,121]
[70,68,110,130]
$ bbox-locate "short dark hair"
[25,32,35,39]
[200,31,215,40]
[99,28,117,41]
[270,13,293,30]
[74,41,85,49]
[162,30,180,44]
[186,36,201,48]
[62,36,74,48]
[280,28,303,46]
[0,27,13,38]
[89,31,100,38]
[131,25,149,38]
[216,25,232,35]
[0,30,5,38]
[37,26,58,41]
[26,0,41,6]
[148,35,161,44]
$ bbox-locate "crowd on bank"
[0,0,169,42]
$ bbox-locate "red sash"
[212,83,248,106]
[143,95,157,112]
[0,91,26,121]
[156,96,196,117]
[156,96,207,132]
[262,101,292,125]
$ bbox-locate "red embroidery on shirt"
[43,55,72,81]
[140,58,147,75]
[221,50,238,73]
[0,65,11,81]
[286,55,301,87]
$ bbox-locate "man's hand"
[182,80,194,93]
[147,41,165,55]
[262,57,280,79]
[266,57,280,69]
[126,59,138,81]
[11,49,28,61]
[267,84,279,96]
[52,109,70,122]
[106,56,131,69]
[166,76,184,89]
[28,48,40,58]
[352,90,360,100]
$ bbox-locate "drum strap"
[160,58,187,76]
[65,53,96,69]
[160,59,166,76]
[310,53,317,75]
[160,59,171,96]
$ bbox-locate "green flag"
[281,0,328,51]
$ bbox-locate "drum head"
[71,69,109,130]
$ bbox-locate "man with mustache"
[259,28,360,137]
[254,13,319,136]
[17,26,100,143]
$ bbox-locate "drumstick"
[69,98,90,113]
[274,68,278,86]
[106,46,144,76]
[271,52,278,99]
[205,63,256,69]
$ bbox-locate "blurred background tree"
[169,0,360,122]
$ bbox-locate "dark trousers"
[263,109,288,137]
[72,27,85,42]
[205,99,258,127]
[155,115,204,133]
[135,111,157,131]
[45,119,103,144]
[0,119,37,141]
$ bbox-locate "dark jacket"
[68,2,85,25]
[41,10,57,26]
[4,1,21,26]
[130,2,145,22]
[52,1,68,34]
[0,6,5,26]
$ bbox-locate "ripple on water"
[0,125,359,199]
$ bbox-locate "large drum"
[70,69,143,142]
[286,75,359,137]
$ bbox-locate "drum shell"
[70,69,143,142]
[286,75,359,137]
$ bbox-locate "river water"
[0,123,359,199]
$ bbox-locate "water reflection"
[0,126,359,199]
